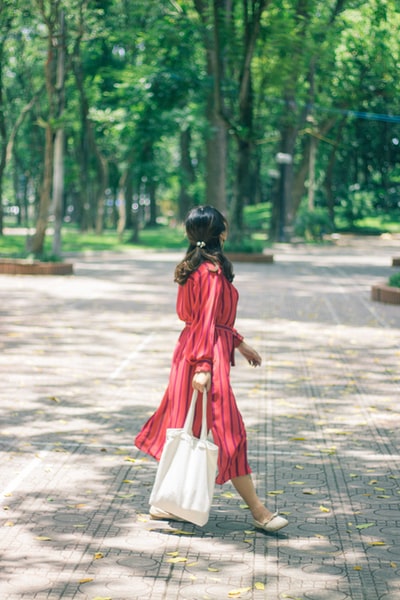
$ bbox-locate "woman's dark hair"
[174,205,234,284]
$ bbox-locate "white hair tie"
[196,241,206,248]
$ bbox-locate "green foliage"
[224,238,265,254]
[339,190,376,225]
[1,0,400,244]
[294,205,334,241]
[241,204,271,232]
[388,272,400,289]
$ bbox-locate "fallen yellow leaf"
[353,566,362,571]
[207,567,219,572]
[166,557,187,563]
[93,552,104,560]
[368,541,385,546]
[355,523,374,530]
[319,505,330,513]
[79,578,94,584]
[228,587,252,597]
[35,536,52,541]
[254,582,265,590]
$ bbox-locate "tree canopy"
[1,0,399,254]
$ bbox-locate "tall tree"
[30,0,61,256]
[193,0,228,214]
[0,0,14,235]
[51,9,66,256]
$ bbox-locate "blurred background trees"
[0,0,399,255]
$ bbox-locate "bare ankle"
[251,504,274,522]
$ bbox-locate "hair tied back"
[196,241,206,248]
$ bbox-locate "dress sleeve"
[232,328,244,348]
[184,265,222,373]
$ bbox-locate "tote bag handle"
[182,389,208,440]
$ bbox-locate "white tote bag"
[149,389,218,527]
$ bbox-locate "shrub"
[388,272,400,288]
[294,206,334,241]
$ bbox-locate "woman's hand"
[238,341,262,367]
[192,371,211,393]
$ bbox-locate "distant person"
[135,205,288,533]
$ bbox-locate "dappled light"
[1,242,400,599]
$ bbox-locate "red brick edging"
[226,252,274,263]
[371,283,400,305]
[0,259,73,275]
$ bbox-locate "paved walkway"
[1,236,400,600]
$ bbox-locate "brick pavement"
[1,237,400,600]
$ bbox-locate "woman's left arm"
[237,340,262,367]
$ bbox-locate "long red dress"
[134,261,252,485]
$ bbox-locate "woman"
[135,205,288,533]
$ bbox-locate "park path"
[1,236,400,600]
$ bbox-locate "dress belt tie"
[184,322,236,365]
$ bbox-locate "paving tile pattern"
[1,238,400,599]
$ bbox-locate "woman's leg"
[231,474,274,523]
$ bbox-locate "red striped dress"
[134,261,252,484]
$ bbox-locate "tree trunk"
[231,0,268,234]
[71,0,94,231]
[30,2,59,256]
[307,135,317,210]
[30,122,54,255]
[52,10,66,257]
[117,170,128,240]
[205,107,227,213]
[271,118,296,242]
[148,178,157,226]
[178,127,195,220]
[194,0,227,214]
[95,154,109,234]
[0,42,7,235]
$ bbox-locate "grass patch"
[1,205,271,257]
[3,203,398,258]
[335,212,400,235]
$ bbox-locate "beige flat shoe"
[254,512,289,533]
[149,506,185,521]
